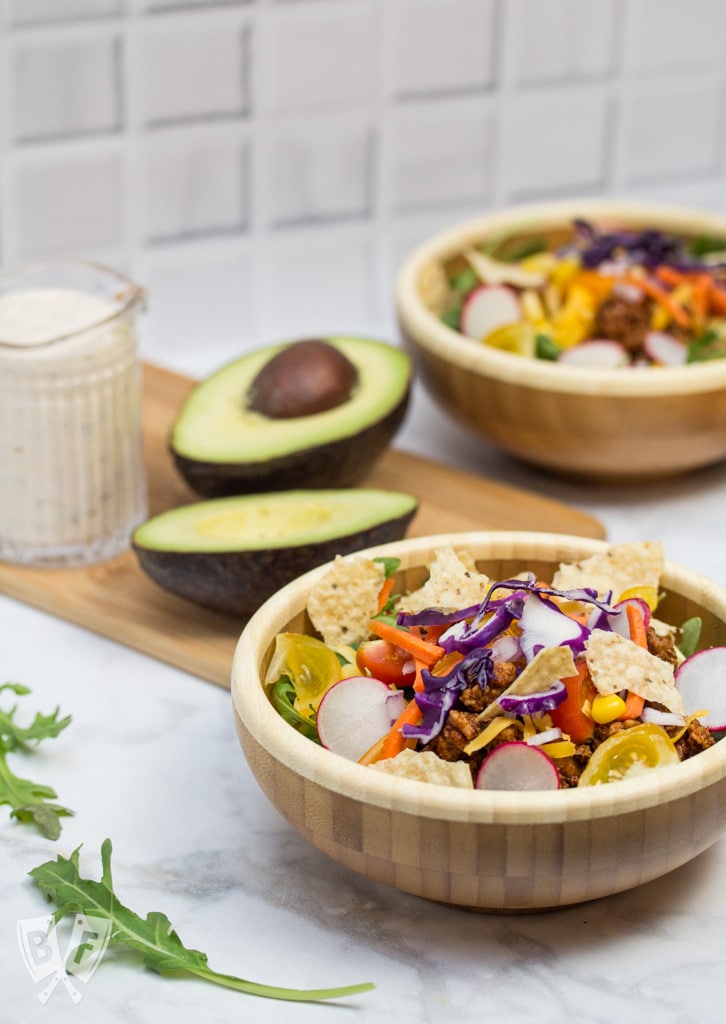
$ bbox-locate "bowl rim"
[231,530,726,826]
[395,198,726,398]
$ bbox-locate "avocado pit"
[247,339,358,419]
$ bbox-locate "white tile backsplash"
[622,76,725,184]
[10,0,124,24]
[499,86,612,197]
[390,97,493,211]
[263,3,376,112]
[13,149,124,258]
[389,0,497,99]
[14,35,122,140]
[138,24,248,125]
[510,0,616,86]
[0,0,725,363]
[626,0,726,74]
[263,117,373,226]
[141,131,248,242]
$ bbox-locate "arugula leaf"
[448,267,478,293]
[372,556,401,579]
[686,329,726,363]
[30,840,374,1004]
[679,617,703,659]
[441,305,462,330]
[0,685,73,840]
[270,677,320,743]
[535,333,561,361]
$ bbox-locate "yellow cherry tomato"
[617,585,660,612]
[264,633,342,720]
[578,723,679,787]
[482,322,536,357]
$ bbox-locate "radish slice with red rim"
[675,647,726,733]
[316,676,406,761]
[643,331,687,367]
[557,339,629,368]
[475,741,560,791]
[460,285,521,341]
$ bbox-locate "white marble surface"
[3,320,726,1022]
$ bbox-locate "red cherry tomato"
[356,639,415,687]
[549,659,596,743]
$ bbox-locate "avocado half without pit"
[169,337,412,497]
[131,488,418,617]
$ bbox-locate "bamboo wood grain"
[0,363,604,688]
[231,531,726,911]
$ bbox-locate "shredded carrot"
[367,619,445,666]
[624,273,692,329]
[692,274,712,324]
[626,602,648,649]
[376,577,394,613]
[378,698,423,761]
[654,266,689,288]
[412,658,426,693]
[709,284,726,315]
[618,690,645,720]
[615,603,648,721]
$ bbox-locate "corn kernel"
[591,693,627,724]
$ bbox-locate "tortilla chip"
[585,628,684,715]
[398,545,490,614]
[551,541,664,601]
[369,749,473,788]
[307,555,385,648]
[480,645,576,721]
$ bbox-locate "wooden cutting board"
[0,362,605,688]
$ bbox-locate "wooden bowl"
[396,199,726,481]
[231,531,726,912]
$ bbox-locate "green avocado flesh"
[132,489,418,617]
[169,337,411,497]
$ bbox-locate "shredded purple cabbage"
[498,680,567,716]
[402,648,493,743]
[572,218,707,271]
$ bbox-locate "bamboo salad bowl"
[231,531,726,913]
[396,199,726,481]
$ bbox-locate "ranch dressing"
[0,263,148,566]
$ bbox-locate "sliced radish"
[557,339,629,368]
[316,676,406,761]
[675,647,726,733]
[643,330,687,367]
[459,284,521,341]
[475,741,560,791]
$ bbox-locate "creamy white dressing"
[0,276,148,566]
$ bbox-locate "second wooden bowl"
[396,199,726,481]
[231,531,726,912]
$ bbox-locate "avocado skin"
[171,390,410,498]
[132,505,417,617]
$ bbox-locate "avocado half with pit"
[169,337,412,497]
[132,488,418,617]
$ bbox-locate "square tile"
[13,151,124,259]
[141,132,248,243]
[510,0,616,85]
[139,25,249,126]
[144,0,249,10]
[10,0,123,23]
[499,87,611,197]
[14,36,122,141]
[389,0,497,98]
[626,0,726,73]
[262,119,374,227]
[390,98,492,211]
[262,4,376,112]
[622,77,724,183]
